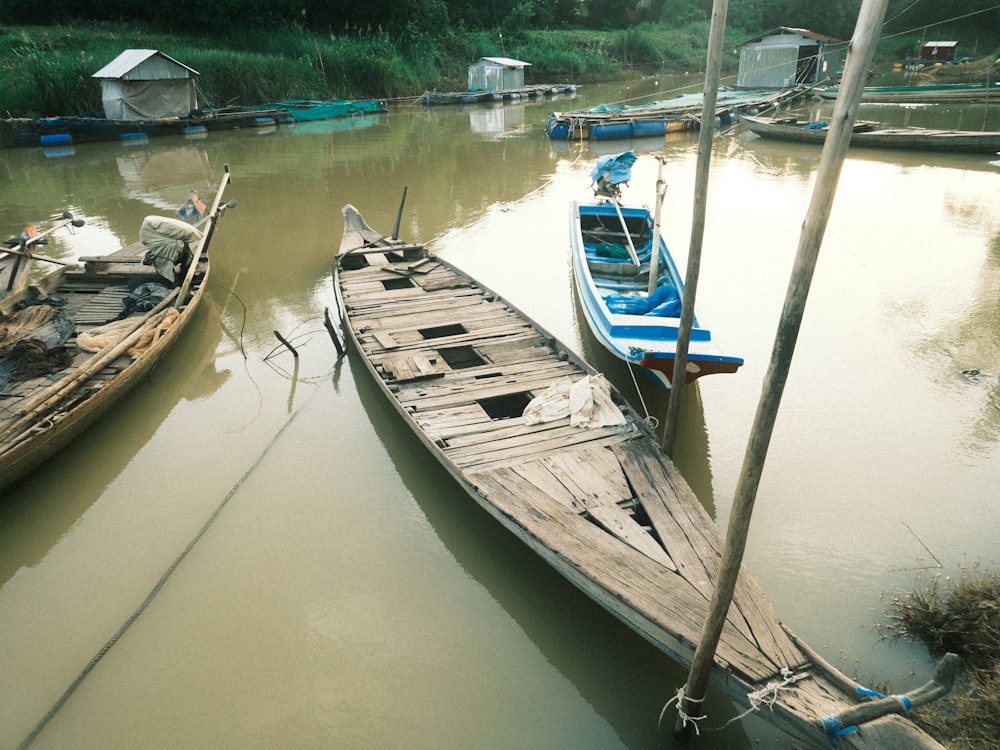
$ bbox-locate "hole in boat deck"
[477,392,533,420]
[438,345,486,370]
[419,323,467,339]
[381,277,415,291]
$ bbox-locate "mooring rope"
[657,667,805,738]
[17,409,300,750]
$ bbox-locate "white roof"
[476,57,531,68]
[93,49,199,79]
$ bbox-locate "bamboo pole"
[672,0,891,741]
[176,164,231,307]
[646,157,667,297]
[0,293,178,448]
[661,0,728,455]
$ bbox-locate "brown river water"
[1,77,999,749]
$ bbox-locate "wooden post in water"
[646,157,667,297]
[661,0,728,456]
[672,0,890,741]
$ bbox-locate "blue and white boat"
[569,152,742,388]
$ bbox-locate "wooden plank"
[372,330,399,350]
[612,439,803,670]
[539,447,631,508]
[588,502,677,570]
[469,466,777,682]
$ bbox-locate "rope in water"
[17,410,300,750]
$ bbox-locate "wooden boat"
[739,113,1000,154]
[815,81,1000,103]
[0,166,234,490]
[546,86,808,141]
[335,201,955,749]
[570,152,741,388]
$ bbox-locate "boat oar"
[2,212,85,253]
[0,247,74,267]
[3,212,84,290]
[646,157,667,296]
[610,196,640,267]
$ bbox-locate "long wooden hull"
[815,81,1000,103]
[740,113,1000,153]
[569,200,741,388]
[0,168,232,490]
[336,204,947,749]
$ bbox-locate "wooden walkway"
[336,215,951,749]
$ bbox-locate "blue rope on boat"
[820,714,859,747]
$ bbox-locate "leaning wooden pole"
[661,0,728,456]
[672,0,890,741]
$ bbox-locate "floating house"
[467,57,530,93]
[737,28,844,88]
[919,41,958,65]
[92,49,199,120]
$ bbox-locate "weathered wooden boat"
[261,99,387,122]
[0,107,290,149]
[570,152,742,388]
[739,113,1000,153]
[422,84,576,106]
[0,166,234,490]
[546,86,808,141]
[335,201,956,749]
[815,80,1000,103]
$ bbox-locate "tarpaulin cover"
[589,151,637,188]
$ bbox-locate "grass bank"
[0,22,753,118]
[887,568,1000,750]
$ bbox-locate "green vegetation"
[0,22,741,117]
[887,569,1000,750]
[1,2,998,118]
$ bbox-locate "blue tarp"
[604,280,681,317]
[590,151,637,188]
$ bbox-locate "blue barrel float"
[40,133,72,146]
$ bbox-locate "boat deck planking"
[336,208,950,748]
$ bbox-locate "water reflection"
[1,79,998,749]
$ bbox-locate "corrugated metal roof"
[92,49,199,79]
[740,27,841,46]
[476,57,531,68]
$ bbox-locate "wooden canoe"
[739,113,1000,154]
[335,203,954,749]
[0,166,234,490]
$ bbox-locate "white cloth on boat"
[523,374,627,428]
